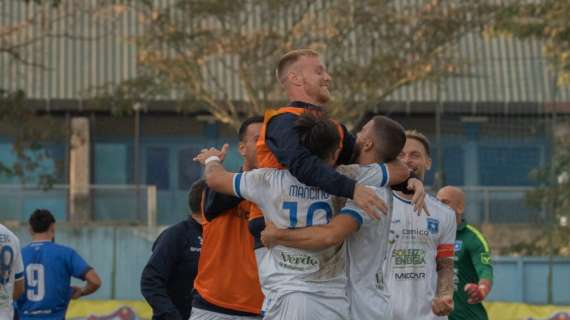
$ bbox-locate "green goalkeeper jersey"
[450,219,493,320]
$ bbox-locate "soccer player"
[250,49,425,233]
[189,116,264,320]
[0,223,24,319]
[141,179,206,320]
[437,186,493,320]
[195,114,355,320]
[15,209,101,319]
[260,115,417,320]
[384,130,457,320]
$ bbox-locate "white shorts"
[262,292,349,320]
[190,308,261,320]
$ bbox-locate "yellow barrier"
[66,300,152,319]
[66,300,570,320]
[485,302,570,320]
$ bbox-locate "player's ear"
[288,67,303,86]
[238,141,246,157]
[426,156,432,171]
[363,138,374,152]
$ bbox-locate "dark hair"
[294,113,340,161]
[405,129,431,157]
[276,49,320,83]
[188,179,207,214]
[372,116,406,162]
[238,115,264,142]
[29,209,56,233]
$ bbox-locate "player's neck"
[32,233,53,242]
[287,92,326,109]
[356,152,378,166]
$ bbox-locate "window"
[146,147,170,190]
[178,147,202,190]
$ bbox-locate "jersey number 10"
[283,201,333,228]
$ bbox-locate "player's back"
[0,223,24,319]
[16,241,91,319]
[337,164,393,320]
[384,193,456,320]
[235,168,346,297]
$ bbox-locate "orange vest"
[194,200,264,314]
[250,106,344,220]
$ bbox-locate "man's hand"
[193,144,229,165]
[432,295,453,316]
[261,221,280,248]
[465,283,490,304]
[353,184,388,219]
[70,286,83,300]
[407,178,429,215]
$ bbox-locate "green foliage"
[0,89,64,186]
[491,0,570,86]
[513,121,570,256]
[91,0,498,129]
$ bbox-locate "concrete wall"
[7,226,570,304]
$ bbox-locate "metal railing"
[0,184,157,226]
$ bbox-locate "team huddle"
[191,49,492,320]
[0,49,492,320]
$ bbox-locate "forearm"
[436,258,454,298]
[80,269,101,297]
[272,227,338,251]
[204,161,235,195]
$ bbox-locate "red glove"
[464,283,489,304]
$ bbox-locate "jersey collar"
[289,101,324,112]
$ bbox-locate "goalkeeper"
[437,186,494,320]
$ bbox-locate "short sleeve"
[338,186,388,228]
[466,225,494,281]
[232,169,271,204]
[376,163,390,187]
[69,249,91,280]
[436,211,457,259]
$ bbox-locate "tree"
[90,0,498,129]
[491,0,570,86]
[0,0,124,183]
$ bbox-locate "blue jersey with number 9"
[16,241,91,320]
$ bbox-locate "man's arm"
[203,186,241,221]
[13,278,24,300]
[432,257,455,316]
[465,226,494,304]
[140,230,184,319]
[261,213,360,251]
[71,269,101,299]
[266,114,356,198]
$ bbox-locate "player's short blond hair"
[405,130,431,157]
[276,49,320,84]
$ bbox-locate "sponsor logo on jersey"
[481,252,492,265]
[454,240,463,252]
[392,219,401,224]
[388,229,399,244]
[392,248,426,266]
[394,272,426,281]
[278,250,320,272]
[427,218,439,234]
[402,229,429,236]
